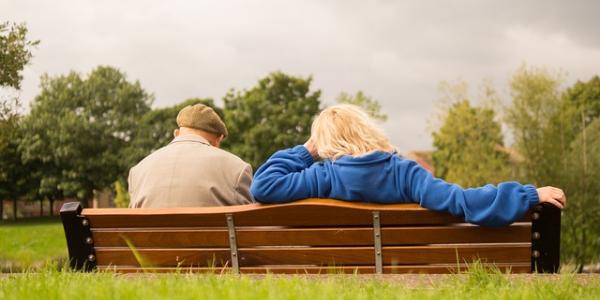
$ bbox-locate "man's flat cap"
[176,104,228,138]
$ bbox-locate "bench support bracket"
[531,203,561,273]
[60,202,96,272]
[372,211,383,274]
[226,214,240,274]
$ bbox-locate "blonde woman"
[250,104,566,226]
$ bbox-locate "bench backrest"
[60,199,560,274]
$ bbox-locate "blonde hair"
[311,104,393,160]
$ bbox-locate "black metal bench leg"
[60,202,96,271]
[531,203,561,273]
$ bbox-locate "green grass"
[0,217,66,271]
[0,267,599,300]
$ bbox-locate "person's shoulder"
[213,147,249,166]
[389,154,422,170]
[204,146,249,168]
[137,144,173,164]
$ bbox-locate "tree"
[505,65,563,186]
[222,72,321,169]
[336,91,387,122]
[558,76,600,271]
[0,116,31,219]
[561,119,600,270]
[432,100,509,187]
[19,66,152,207]
[560,76,600,144]
[0,22,39,89]
[113,180,129,208]
[0,22,38,219]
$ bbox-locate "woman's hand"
[536,186,566,209]
[303,138,319,160]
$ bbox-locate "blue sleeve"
[251,145,331,203]
[403,161,539,227]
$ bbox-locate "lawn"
[0,217,66,271]
[1,268,599,300]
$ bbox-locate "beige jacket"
[128,134,254,207]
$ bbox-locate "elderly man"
[128,104,254,207]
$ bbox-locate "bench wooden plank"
[83,199,530,228]
[94,244,531,267]
[83,200,467,228]
[91,224,531,247]
[98,263,532,274]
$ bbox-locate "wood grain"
[83,199,531,228]
[91,224,531,247]
[94,244,531,267]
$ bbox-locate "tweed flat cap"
[176,104,228,138]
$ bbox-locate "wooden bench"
[60,199,560,274]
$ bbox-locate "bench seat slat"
[94,244,531,267]
[91,224,532,247]
[97,263,532,274]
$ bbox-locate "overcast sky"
[3,0,600,151]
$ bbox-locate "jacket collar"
[169,134,211,146]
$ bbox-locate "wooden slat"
[94,244,531,267]
[83,199,469,228]
[91,224,531,247]
[98,263,531,274]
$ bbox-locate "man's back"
[128,134,254,207]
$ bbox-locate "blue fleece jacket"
[250,145,540,227]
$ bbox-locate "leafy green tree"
[222,72,321,169]
[505,65,563,186]
[113,180,129,208]
[0,22,39,89]
[432,100,509,187]
[0,117,30,219]
[0,22,38,219]
[336,91,387,122]
[19,66,152,207]
[562,118,600,270]
[556,76,600,271]
[560,76,600,143]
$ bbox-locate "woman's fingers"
[545,198,564,209]
[536,186,567,209]
[551,189,566,206]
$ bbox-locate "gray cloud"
[3,0,600,151]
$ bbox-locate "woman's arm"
[403,160,542,227]
[251,145,330,203]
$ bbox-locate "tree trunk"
[49,198,54,216]
[40,199,44,217]
[12,199,17,220]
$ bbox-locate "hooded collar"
[334,151,396,165]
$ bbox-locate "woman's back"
[250,104,565,227]
[251,145,538,227]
